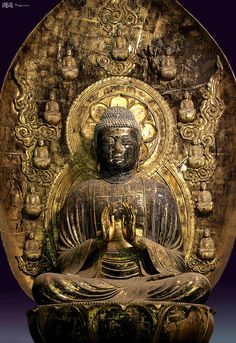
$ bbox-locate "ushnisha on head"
[95,106,142,143]
[95,106,143,178]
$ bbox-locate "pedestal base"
[27,302,214,343]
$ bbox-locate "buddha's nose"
[114,140,124,153]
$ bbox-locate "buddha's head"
[30,186,36,194]
[203,228,211,238]
[95,106,142,177]
[38,139,45,147]
[184,91,191,99]
[67,48,72,56]
[49,91,56,101]
[28,232,35,240]
[166,46,172,56]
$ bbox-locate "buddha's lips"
[111,155,125,163]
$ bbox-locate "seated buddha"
[23,232,42,262]
[178,91,197,123]
[33,139,51,170]
[160,47,177,81]
[33,106,210,305]
[111,28,129,61]
[188,138,206,169]
[197,228,216,261]
[61,48,79,81]
[24,186,42,219]
[43,91,62,126]
[196,182,213,214]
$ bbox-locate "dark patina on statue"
[33,107,210,304]
[28,108,214,343]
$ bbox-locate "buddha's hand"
[121,203,136,244]
[101,205,116,242]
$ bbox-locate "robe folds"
[57,176,185,277]
[33,176,211,304]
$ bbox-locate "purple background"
[0,1,235,342]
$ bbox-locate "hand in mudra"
[121,203,136,244]
[101,205,116,242]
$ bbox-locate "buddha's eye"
[101,137,115,145]
[121,137,134,145]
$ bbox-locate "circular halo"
[90,103,108,123]
[66,77,174,177]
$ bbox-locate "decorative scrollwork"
[15,124,36,147]
[98,1,138,33]
[187,254,218,275]
[179,57,225,184]
[97,55,136,76]
[14,63,38,126]
[97,0,140,76]
[15,232,57,277]
[16,255,51,277]
[13,65,60,184]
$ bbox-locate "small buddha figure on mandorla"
[61,47,79,81]
[188,138,206,169]
[23,232,42,262]
[160,47,177,81]
[178,91,197,123]
[197,228,216,261]
[196,182,213,215]
[33,139,51,170]
[43,91,62,126]
[111,26,130,61]
[33,106,210,304]
[24,186,42,219]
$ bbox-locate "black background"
[0,1,235,342]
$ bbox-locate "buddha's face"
[97,127,141,176]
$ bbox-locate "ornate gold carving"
[43,90,62,126]
[97,1,140,75]
[0,0,234,306]
[61,47,79,81]
[66,77,172,174]
[178,91,197,123]
[98,1,138,33]
[187,254,218,275]
[195,182,213,215]
[187,228,217,274]
[14,64,61,184]
[44,77,195,259]
[23,186,42,219]
[197,229,216,261]
[33,139,51,170]
[23,232,42,261]
[160,47,177,81]
[179,57,225,184]
[16,232,56,276]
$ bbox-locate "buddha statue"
[111,28,129,61]
[43,91,62,126]
[178,91,197,123]
[197,229,216,261]
[23,232,42,262]
[33,106,210,305]
[188,138,206,169]
[160,47,177,81]
[9,189,22,221]
[33,139,51,170]
[196,182,213,214]
[24,186,42,219]
[61,48,79,81]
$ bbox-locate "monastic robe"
[57,176,185,278]
[33,175,211,304]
